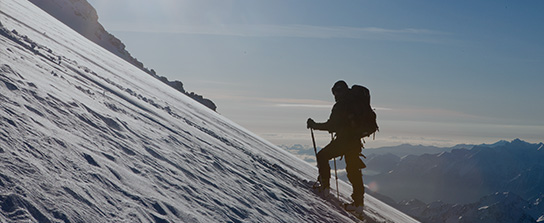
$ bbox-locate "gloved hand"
[307,118,316,129]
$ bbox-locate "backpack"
[348,85,379,139]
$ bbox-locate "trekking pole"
[310,128,321,188]
[310,128,318,161]
[332,133,340,199]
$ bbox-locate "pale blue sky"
[86,0,543,147]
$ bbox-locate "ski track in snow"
[0,1,418,222]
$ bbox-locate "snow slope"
[0,1,417,222]
[27,0,217,111]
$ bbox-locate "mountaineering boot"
[312,183,331,197]
[344,201,365,221]
[344,200,364,212]
[317,175,331,197]
[316,185,331,197]
[312,176,331,198]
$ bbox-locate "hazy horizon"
[86,0,544,148]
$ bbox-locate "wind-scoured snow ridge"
[27,0,217,111]
[0,1,418,222]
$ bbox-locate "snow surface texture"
[0,1,417,222]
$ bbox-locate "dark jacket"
[312,98,355,138]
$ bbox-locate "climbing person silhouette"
[307,80,366,210]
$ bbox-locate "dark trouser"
[317,137,365,203]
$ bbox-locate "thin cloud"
[196,93,334,108]
[106,22,447,41]
[276,104,392,110]
[374,107,393,111]
[276,103,332,108]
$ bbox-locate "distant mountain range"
[367,139,543,204]
[398,192,542,223]
[282,139,544,222]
